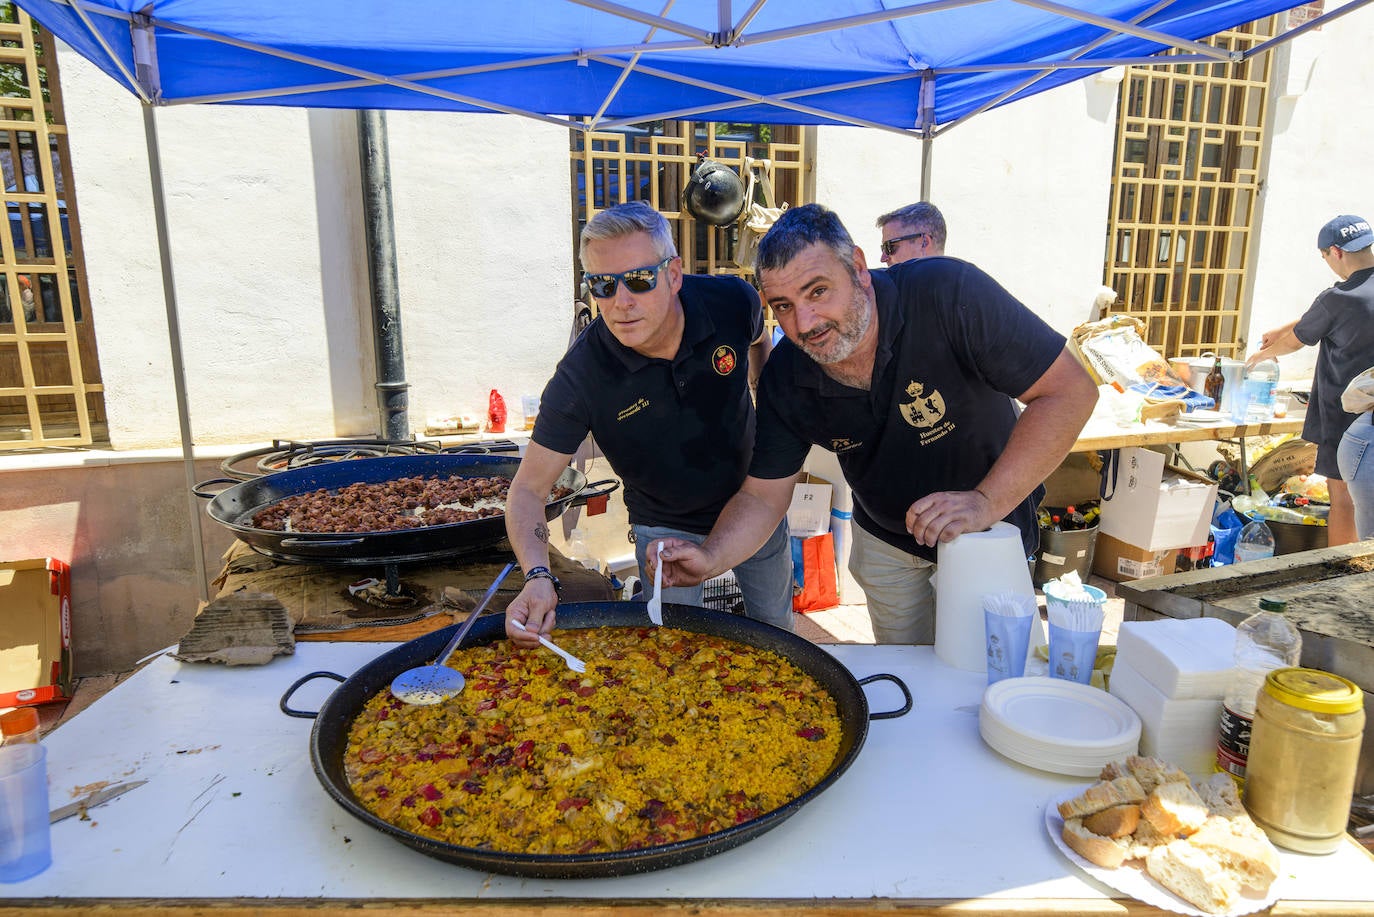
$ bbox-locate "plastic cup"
[0,743,52,882]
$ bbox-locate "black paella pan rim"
[296,601,911,879]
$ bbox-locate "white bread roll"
[1145,840,1241,914]
[1063,817,1130,869]
[1187,818,1280,892]
[1083,803,1141,839]
[1058,776,1147,820]
[1141,780,1209,836]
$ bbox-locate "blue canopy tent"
[14,0,1370,596]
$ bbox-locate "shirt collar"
[596,282,715,372]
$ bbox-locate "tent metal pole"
[920,138,932,202]
[357,110,410,442]
[141,103,210,605]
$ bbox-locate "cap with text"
[1317,214,1374,252]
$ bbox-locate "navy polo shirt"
[533,274,764,534]
[749,257,1065,563]
[1293,267,1374,467]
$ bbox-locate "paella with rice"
[344,625,843,854]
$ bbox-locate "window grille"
[1103,16,1280,361]
[0,3,104,448]
[570,121,813,325]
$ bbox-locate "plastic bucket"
[1034,525,1098,587]
[1266,518,1328,555]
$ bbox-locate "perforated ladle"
[390,561,515,705]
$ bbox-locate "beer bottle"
[1204,354,1225,407]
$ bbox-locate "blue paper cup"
[1042,582,1107,686]
[0,744,52,883]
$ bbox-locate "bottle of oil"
[1216,597,1301,784]
[1204,354,1225,407]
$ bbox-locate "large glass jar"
[1242,667,1365,853]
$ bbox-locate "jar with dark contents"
[1242,667,1365,853]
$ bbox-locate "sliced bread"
[1082,803,1141,839]
[1124,755,1191,794]
[1063,817,1131,869]
[1146,840,1241,914]
[1193,772,1246,819]
[1126,817,1177,860]
[1141,779,1209,836]
[1187,817,1280,892]
[1058,775,1147,820]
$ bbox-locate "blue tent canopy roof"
[18,0,1354,137]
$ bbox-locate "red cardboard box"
[0,558,73,707]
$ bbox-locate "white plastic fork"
[645,540,664,626]
[509,619,587,673]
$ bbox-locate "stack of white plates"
[979,676,1142,776]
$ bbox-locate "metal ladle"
[390,561,515,705]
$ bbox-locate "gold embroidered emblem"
[830,437,861,453]
[712,345,737,376]
[899,380,946,429]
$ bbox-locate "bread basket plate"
[1045,788,1280,917]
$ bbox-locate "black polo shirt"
[1293,266,1374,468]
[533,274,763,534]
[749,257,1065,563]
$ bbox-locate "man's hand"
[654,538,715,589]
[504,577,558,647]
[905,489,997,546]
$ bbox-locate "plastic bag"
[487,389,507,433]
[733,159,788,270]
[1209,502,1246,566]
[1341,366,1374,413]
[1069,315,1191,391]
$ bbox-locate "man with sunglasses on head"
[504,201,794,647]
[656,203,1097,644]
[876,201,946,265]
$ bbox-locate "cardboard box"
[1092,533,1178,582]
[1099,447,1218,551]
[787,472,833,538]
[0,558,73,707]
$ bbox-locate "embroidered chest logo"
[899,380,956,445]
[617,397,650,422]
[711,345,737,376]
[830,437,862,453]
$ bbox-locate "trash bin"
[1034,525,1099,587]
[1258,518,1328,556]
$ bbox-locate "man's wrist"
[523,565,561,595]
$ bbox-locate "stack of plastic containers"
[1107,616,1238,777]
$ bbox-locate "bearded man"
[657,203,1097,644]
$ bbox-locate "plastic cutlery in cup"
[508,620,586,673]
[646,540,664,626]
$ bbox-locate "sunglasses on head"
[583,255,675,299]
[880,232,927,257]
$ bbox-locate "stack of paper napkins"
[1108,617,1237,778]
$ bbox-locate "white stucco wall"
[814,71,1122,337]
[60,50,573,449]
[1247,0,1374,384]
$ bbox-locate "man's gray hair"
[875,201,947,250]
[579,201,678,264]
[755,203,859,281]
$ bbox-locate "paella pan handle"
[191,477,241,499]
[279,671,346,719]
[281,536,366,547]
[568,478,620,508]
[857,673,912,720]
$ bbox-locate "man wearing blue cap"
[1247,214,1374,546]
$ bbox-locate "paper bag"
[790,533,838,613]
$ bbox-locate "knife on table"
[49,780,147,824]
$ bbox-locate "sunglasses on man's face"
[583,256,674,299]
[880,232,927,257]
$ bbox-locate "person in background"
[657,204,1097,644]
[875,201,946,265]
[1247,214,1374,547]
[1337,367,1374,540]
[503,201,793,646]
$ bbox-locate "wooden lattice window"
[570,121,813,316]
[1103,16,1280,361]
[0,2,104,448]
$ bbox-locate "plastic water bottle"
[1233,519,1276,563]
[1243,358,1280,422]
[1216,597,1301,783]
[563,528,600,571]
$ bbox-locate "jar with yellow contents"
[1242,667,1365,853]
